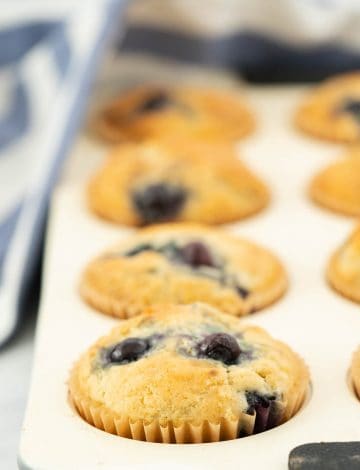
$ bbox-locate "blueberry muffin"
[87,140,269,226]
[69,303,309,443]
[327,225,360,303]
[93,85,255,143]
[351,348,360,398]
[295,72,360,143]
[309,149,360,217]
[80,224,286,318]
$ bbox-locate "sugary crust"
[351,348,360,399]
[79,223,287,318]
[87,140,270,226]
[295,72,360,143]
[327,225,360,303]
[68,304,309,442]
[92,85,255,143]
[309,148,360,217]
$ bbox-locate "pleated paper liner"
[69,382,309,444]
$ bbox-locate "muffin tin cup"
[18,80,360,469]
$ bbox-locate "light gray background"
[0,314,35,469]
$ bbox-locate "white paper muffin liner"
[69,382,308,444]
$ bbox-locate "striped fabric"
[0,0,126,346]
[123,0,360,81]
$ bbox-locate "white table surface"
[0,313,35,470]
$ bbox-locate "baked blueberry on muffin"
[87,140,269,226]
[309,148,360,217]
[80,224,287,318]
[327,225,360,303]
[69,303,309,443]
[93,85,255,143]
[295,72,360,143]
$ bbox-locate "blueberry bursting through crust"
[131,183,187,224]
[133,90,192,117]
[105,337,151,364]
[338,98,360,123]
[125,240,215,268]
[104,91,172,126]
[103,333,245,367]
[198,332,241,365]
[135,91,172,114]
[244,391,277,434]
[180,241,214,268]
[124,240,251,299]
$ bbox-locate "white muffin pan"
[19,82,360,469]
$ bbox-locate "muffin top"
[87,140,269,226]
[93,85,255,143]
[310,149,360,217]
[80,223,287,318]
[69,303,309,426]
[352,348,360,375]
[327,225,360,303]
[295,72,360,143]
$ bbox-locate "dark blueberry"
[107,337,150,364]
[132,183,187,224]
[198,333,241,365]
[179,241,215,268]
[136,91,171,114]
[245,391,272,414]
[245,391,276,433]
[339,98,360,122]
[125,243,154,257]
[236,285,250,299]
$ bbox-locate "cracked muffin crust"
[93,85,255,143]
[80,223,287,318]
[87,140,269,226]
[69,303,309,443]
[295,72,360,143]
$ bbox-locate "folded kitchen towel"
[123,0,360,82]
[0,0,126,347]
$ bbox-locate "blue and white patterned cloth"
[124,0,360,82]
[1,0,360,347]
[0,0,126,346]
